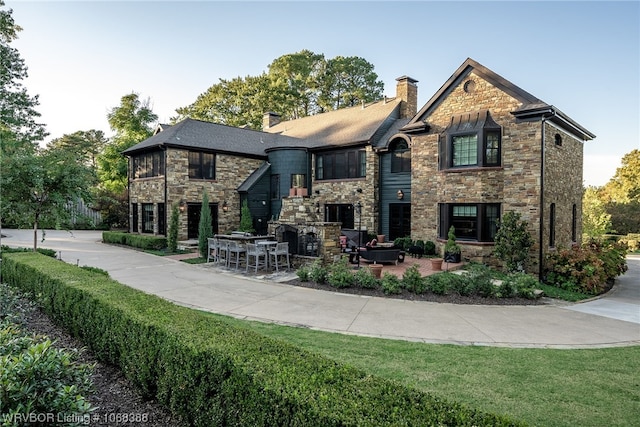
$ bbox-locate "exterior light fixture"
[222,201,228,212]
[397,190,404,200]
[179,200,186,213]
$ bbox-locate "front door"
[389,203,411,241]
[187,203,219,239]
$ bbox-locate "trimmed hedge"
[1,253,525,427]
[102,231,167,250]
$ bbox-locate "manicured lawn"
[215,314,640,427]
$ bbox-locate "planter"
[430,258,444,271]
[444,252,461,263]
[370,263,383,279]
[376,234,385,244]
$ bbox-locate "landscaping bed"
[284,276,547,305]
[4,284,182,426]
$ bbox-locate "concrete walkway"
[2,229,638,348]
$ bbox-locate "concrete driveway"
[2,229,638,348]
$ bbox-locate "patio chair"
[216,239,230,266]
[245,243,267,273]
[227,240,246,270]
[207,237,220,263]
[269,241,290,272]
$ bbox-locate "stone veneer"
[410,71,584,274]
[310,146,379,234]
[129,148,264,240]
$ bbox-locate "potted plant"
[443,226,461,263]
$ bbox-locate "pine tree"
[198,192,213,258]
[239,200,255,233]
[167,203,180,253]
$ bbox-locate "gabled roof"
[125,98,405,156]
[403,58,595,141]
[264,98,403,149]
[123,118,298,157]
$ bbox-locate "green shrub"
[425,273,447,295]
[402,264,426,294]
[308,259,328,284]
[423,240,436,256]
[0,285,95,422]
[354,267,380,289]
[0,335,95,423]
[198,191,213,258]
[1,253,525,427]
[296,265,310,282]
[167,203,180,253]
[381,272,402,295]
[544,241,627,295]
[493,211,534,273]
[465,264,496,298]
[1,245,57,258]
[327,258,354,289]
[102,231,167,250]
[393,237,412,251]
[503,273,542,299]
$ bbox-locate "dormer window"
[440,111,501,170]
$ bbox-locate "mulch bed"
[283,278,548,305]
[20,304,183,427]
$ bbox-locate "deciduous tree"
[174,51,384,130]
[0,0,47,154]
[97,93,157,193]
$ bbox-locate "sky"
[5,0,640,187]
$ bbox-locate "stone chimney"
[263,112,281,130]
[396,76,418,119]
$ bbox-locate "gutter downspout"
[163,146,168,235]
[539,109,556,280]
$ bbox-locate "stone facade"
[310,146,379,233]
[409,70,584,273]
[125,59,591,273]
[129,148,263,240]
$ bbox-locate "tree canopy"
[0,0,47,154]
[582,149,640,236]
[97,93,157,193]
[174,50,384,129]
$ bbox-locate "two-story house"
[123,58,594,274]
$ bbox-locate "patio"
[170,250,464,279]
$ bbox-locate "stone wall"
[310,146,378,233]
[542,123,584,251]
[268,219,342,265]
[129,148,264,240]
[409,70,565,272]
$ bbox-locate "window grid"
[485,132,500,166]
[142,203,154,234]
[189,152,216,180]
[315,149,366,180]
[452,135,478,166]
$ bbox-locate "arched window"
[391,139,410,173]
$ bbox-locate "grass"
[536,283,594,302]
[207,313,640,427]
[144,248,193,256]
[181,257,208,264]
